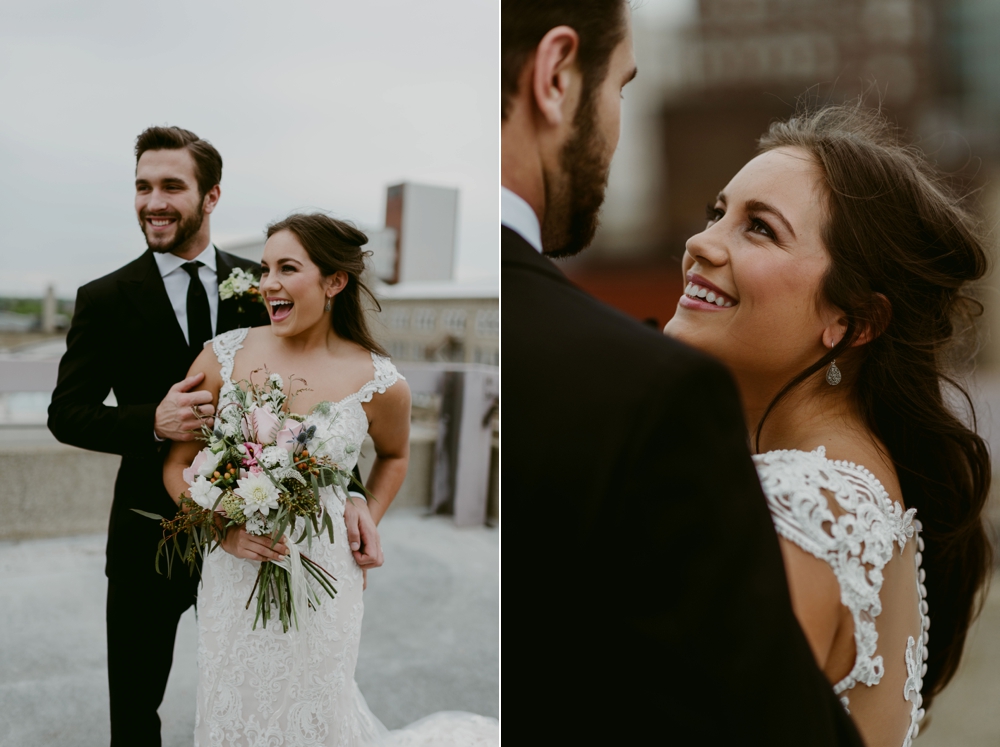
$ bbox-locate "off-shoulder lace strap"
[212,327,250,386]
[753,447,916,699]
[348,352,404,405]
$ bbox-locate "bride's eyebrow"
[745,199,796,239]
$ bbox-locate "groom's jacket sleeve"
[48,284,160,458]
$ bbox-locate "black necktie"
[182,261,213,351]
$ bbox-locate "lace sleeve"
[753,447,916,699]
[211,327,250,389]
[355,353,405,404]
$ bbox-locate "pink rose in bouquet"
[275,420,304,452]
[252,407,281,445]
[182,451,208,486]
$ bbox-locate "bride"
[663,105,992,747]
[163,213,497,746]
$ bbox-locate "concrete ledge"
[0,424,497,541]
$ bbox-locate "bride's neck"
[271,319,344,356]
[736,369,862,454]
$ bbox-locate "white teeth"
[685,282,736,307]
[270,300,292,307]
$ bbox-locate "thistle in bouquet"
[138,368,363,632]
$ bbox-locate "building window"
[475,347,499,366]
[441,308,467,337]
[475,309,499,339]
[412,307,437,333]
[388,307,410,331]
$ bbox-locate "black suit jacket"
[48,248,270,586]
[503,227,864,745]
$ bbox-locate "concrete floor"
[0,509,499,747]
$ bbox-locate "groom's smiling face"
[135,148,215,255]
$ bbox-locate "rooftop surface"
[0,508,499,746]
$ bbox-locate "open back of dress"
[754,447,929,747]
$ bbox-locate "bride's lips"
[679,272,738,312]
[268,298,294,322]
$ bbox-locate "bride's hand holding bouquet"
[152,368,361,632]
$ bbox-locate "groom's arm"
[608,358,864,745]
[48,284,162,458]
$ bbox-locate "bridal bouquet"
[137,370,356,632]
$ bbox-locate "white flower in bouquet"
[198,450,222,479]
[261,445,290,469]
[189,476,223,510]
[234,473,281,517]
[245,512,268,535]
[268,372,284,389]
[220,421,238,438]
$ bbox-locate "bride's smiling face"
[663,147,839,381]
[260,230,344,336]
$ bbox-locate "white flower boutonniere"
[219,267,264,312]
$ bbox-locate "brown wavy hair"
[266,213,387,356]
[755,105,992,708]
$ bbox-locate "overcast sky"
[0,0,498,298]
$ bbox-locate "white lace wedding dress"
[754,447,929,747]
[194,328,498,747]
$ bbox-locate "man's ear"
[202,184,221,215]
[531,26,582,128]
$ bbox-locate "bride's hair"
[756,105,992,708]
[266,213,387,356]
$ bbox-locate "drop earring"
[324,298,332,312]
[826,359,842,386]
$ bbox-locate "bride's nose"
[685,226,729,268]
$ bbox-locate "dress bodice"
[754,447,929,747]
[212,327,403,475]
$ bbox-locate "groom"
[47,126,376,746]
[502,2,865,744]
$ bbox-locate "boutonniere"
[219,268,265,314]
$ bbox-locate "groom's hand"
[155,373,216,441]
[344,498,383,570]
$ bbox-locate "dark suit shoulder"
[217,249,260,274]
[77,251,154,299]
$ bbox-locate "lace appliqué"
[901,519,930,746]
[212,327,250,396]
[754,447,927,743]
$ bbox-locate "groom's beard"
[542,98,612,259]
[139,203,206,255]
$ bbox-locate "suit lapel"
[118,250,188,352]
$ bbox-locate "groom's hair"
[501,0,628,121]
[134,126,223,199]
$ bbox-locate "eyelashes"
[704,203,776,240]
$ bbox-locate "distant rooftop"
[373,278,498,301]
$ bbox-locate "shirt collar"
[501,187,542,253]
[152,240,218,277]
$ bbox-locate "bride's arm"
[778,537,852,680]
[362,378,412,524]
[163,348,222,505]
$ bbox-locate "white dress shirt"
[501,187,543,253]
[153,241,220,345]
